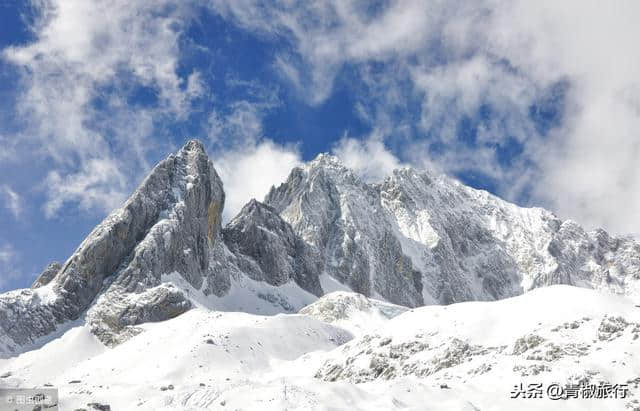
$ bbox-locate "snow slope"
[1,286,638,410]
[299,291,408,336]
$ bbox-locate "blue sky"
[1,1,639,292]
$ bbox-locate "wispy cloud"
[2,0,201,217]
[332,132,405,183]
[0,185,23,220]
[43,158,129,218]
[0,243,21,290]
[3,0,640,238]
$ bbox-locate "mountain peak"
[180,138,206,154]
[306,153,349,171]
[0,141,228,351]
[2,139,640,360]
[223,198,323,297]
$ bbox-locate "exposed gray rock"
[1,142,640,358]
[524,342,590,361]
[315,334,498,383]
[31,262,62,288]
[0,140,229,351]
[512,363,552,376]
[87,403,111,411]
[267,155,640,305]
[265,154,424,307]
[512,334,546,355]
[299,291,407,324]
[86,140,227,344]
[379,168,640,303]
[378,168,521,303]
[223,199,323,296]
[597,315,632,341]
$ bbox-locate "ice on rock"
[1,141,640,358]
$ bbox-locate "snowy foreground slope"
[0,286,639,410]
[1,140,640,409]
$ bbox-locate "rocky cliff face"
[223,199,323,297]
[264,154,424,307]
[85,140,230,345]
[377,167,640,303]
[1,140,639,357]
[0,140,230,352]
[31,262,62,289]
[266,156,640,306]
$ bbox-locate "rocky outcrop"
[265,154,424,307]
[313,286,640,386]
[299,292,407,324]
[0,140,229,351]
[267,156,640,305]
[31,262,62,288]
[85,140,227,345]
[378,167,640,303]
[223,199,323,297]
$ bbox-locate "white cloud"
[213,139,301,222]
[0,185,23,219]
[3,0,639,238]
[332,133,405,183]
[43,158,129,217]
[212,0,640,235]
[2,0,199,217]
[492,2,640,235]
[205,81,297,222]
[3,0,298,227]
[0,244,15,264]
[208,101,266,146]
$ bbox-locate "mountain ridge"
[1,139,639,357]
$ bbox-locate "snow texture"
[0,286,638,410]
[1,140,640,409]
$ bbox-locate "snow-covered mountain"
[1,140,639,410]
[1,286,639,410]
[266,153,640,306]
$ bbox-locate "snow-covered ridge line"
[267,152,640,306]
[1,140,640,358]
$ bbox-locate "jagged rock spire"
[0,139,228,351]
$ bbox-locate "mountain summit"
[1,140,639,357]
[1,140,228,352]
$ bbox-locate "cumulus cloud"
[213,140,301,222]
[207,96,301,221]
[211,0,640,235]
[4,0,639,238]
[2,0,300,228]
[332,133,405,183]
[495,2,640,234]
